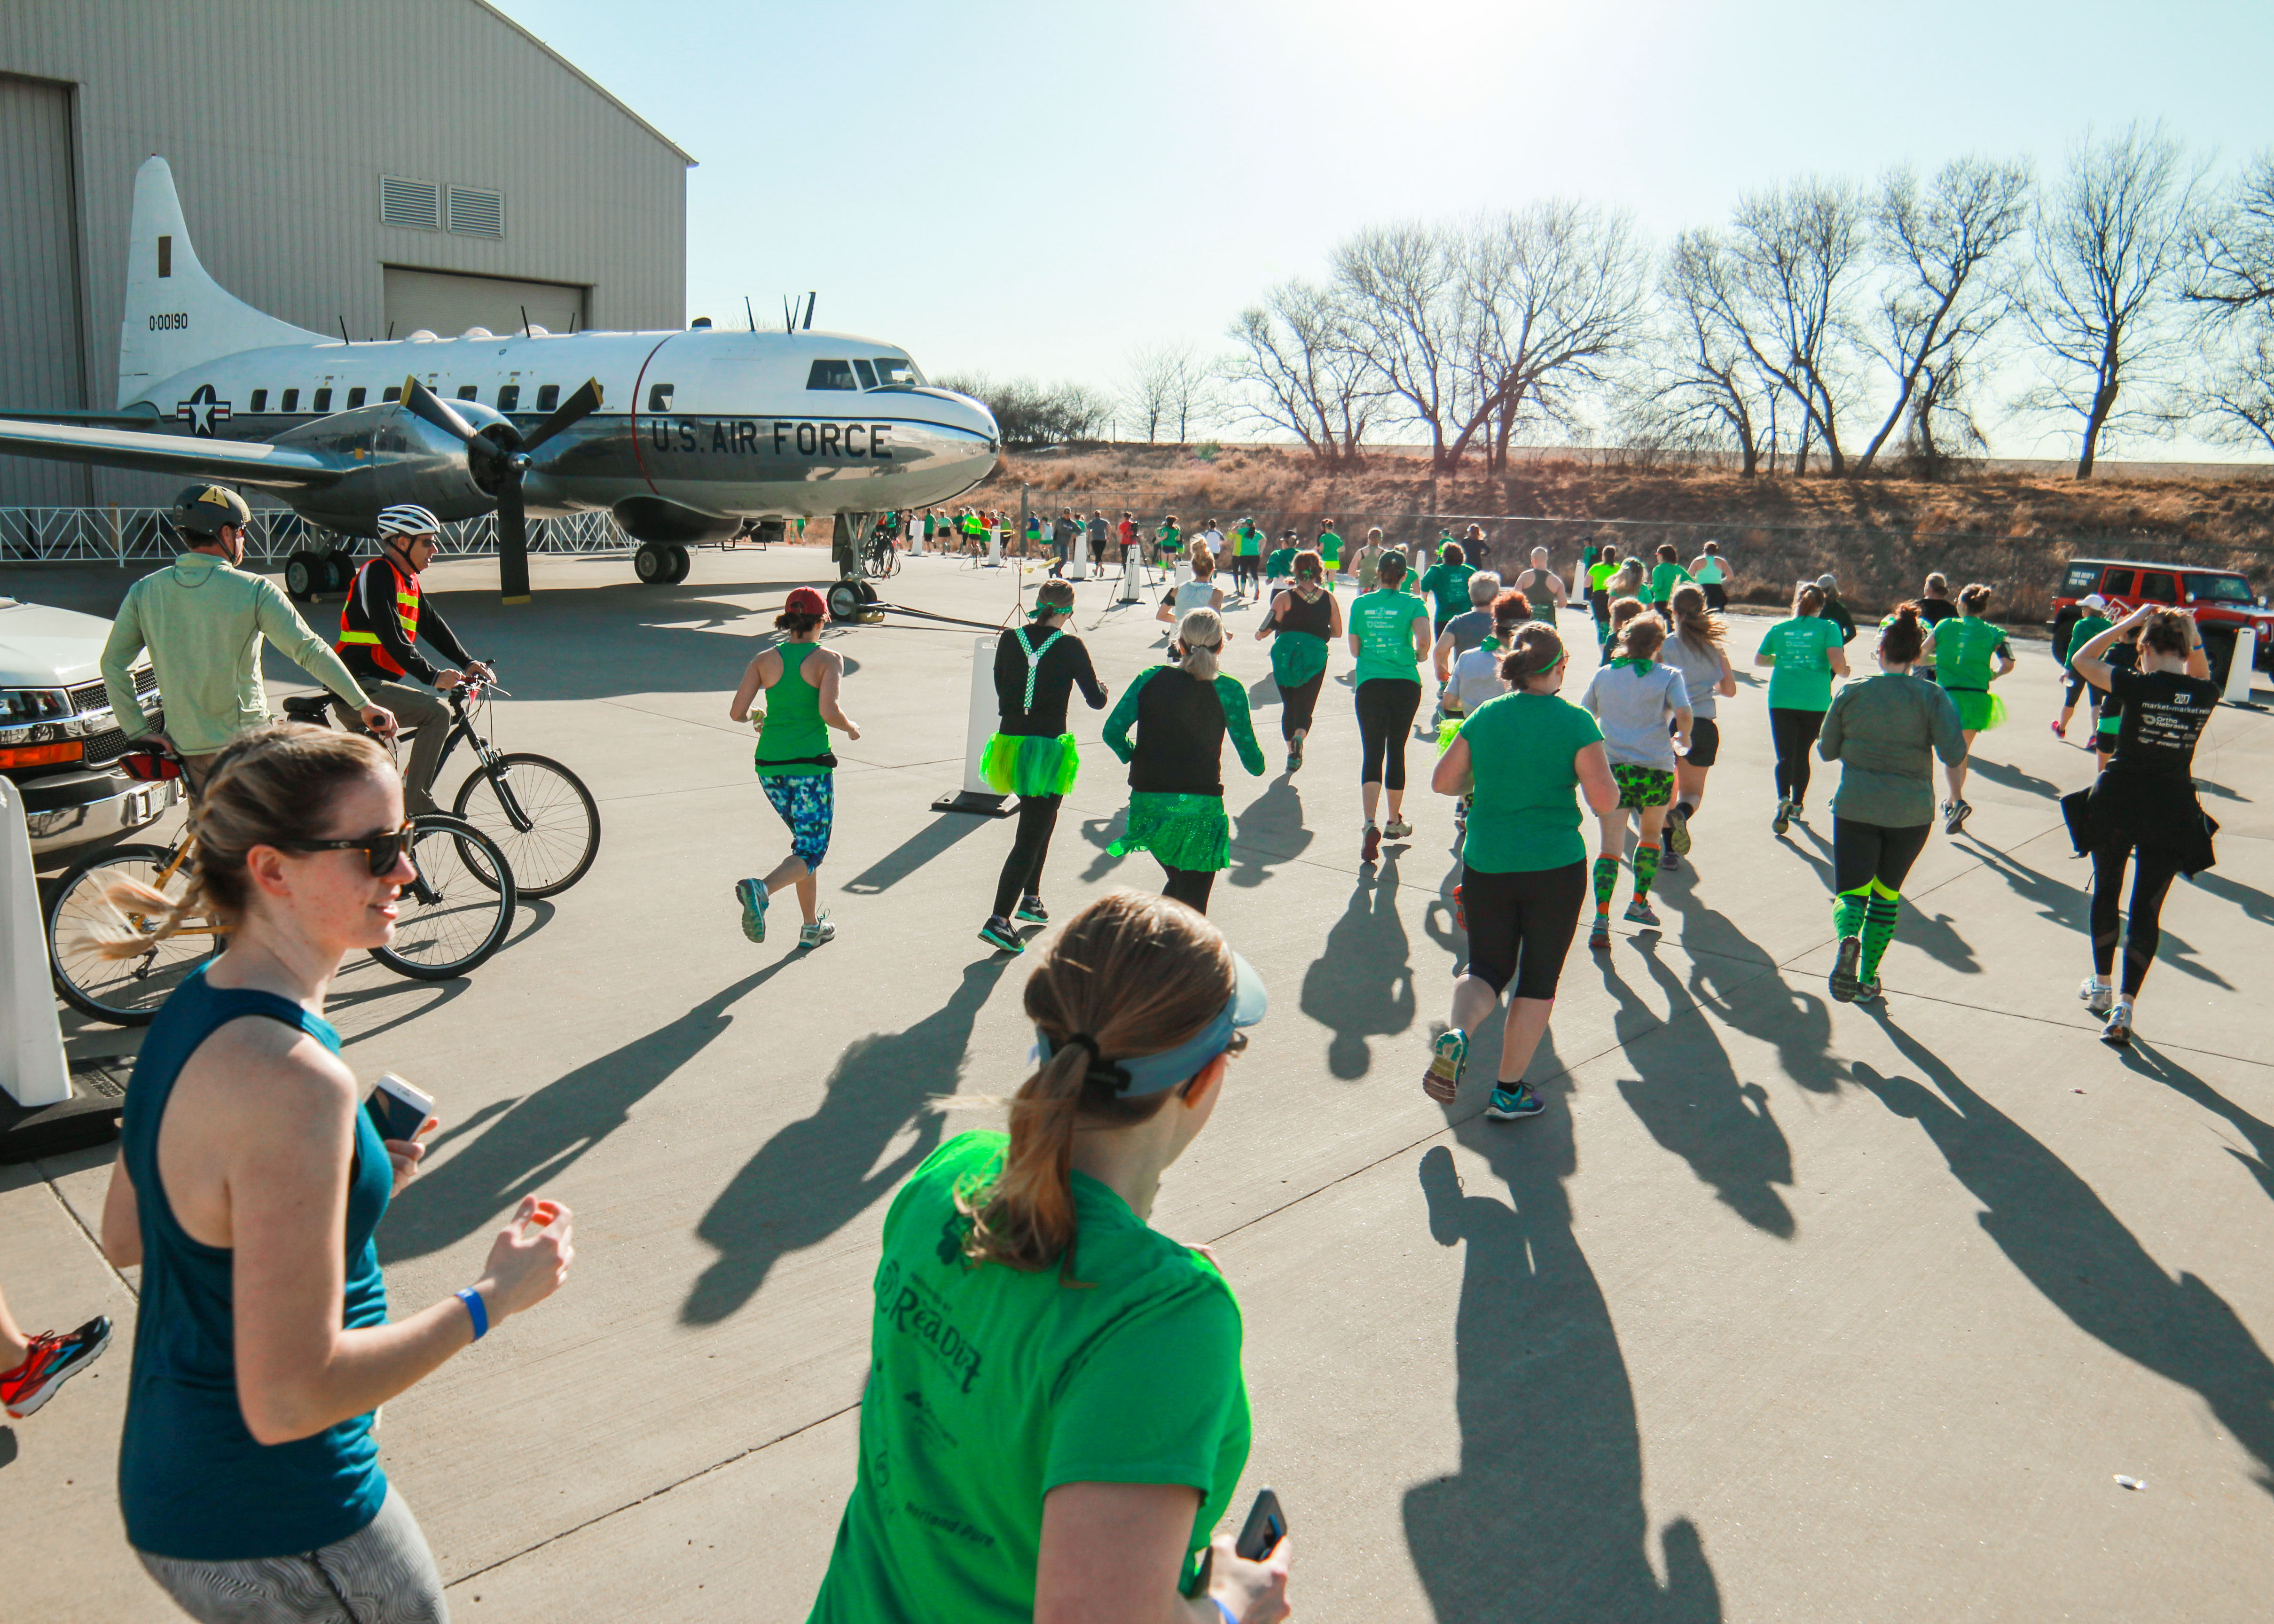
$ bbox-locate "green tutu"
[1269,630,1330,691]
[1109,791,1231,872]
[1437,716,1463,756]
[1949,689,2006,732]
[981,732,1079,798]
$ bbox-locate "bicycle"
[861,533,901,580]
[286,675,600,899]
[45,744,518,1026]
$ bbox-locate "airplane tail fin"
[116,156,327,409]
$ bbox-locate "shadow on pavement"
[1226,777,1313,890]
[2122,1041,2274,1207]
[839,812,988,895]
[1300,858,1416,1080]
[1404,1130,1722,1621]
[1856,1011,2274,1491]
[680,957,1010,1324]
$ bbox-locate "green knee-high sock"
[1632,841,1661,901]
[1592,854,1620,912]
[1832,888,1868,940]
[1861,893,1901,978]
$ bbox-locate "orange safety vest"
[337,558,422,677]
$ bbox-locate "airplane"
[0,157,1001,609]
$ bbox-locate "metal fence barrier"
[0,507,634,566]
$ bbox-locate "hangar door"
[0,74,91,506]
[384,268,588,339]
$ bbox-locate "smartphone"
[365,1073,433,1143]
[1235,1487,1286,1561]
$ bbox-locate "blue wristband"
[455,1287,489,1341]
[1215,1601,1238,1624]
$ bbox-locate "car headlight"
[0,689,70,726]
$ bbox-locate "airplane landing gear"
[633,542,690,585]
[284,547,360,602]
[827,578,881,623]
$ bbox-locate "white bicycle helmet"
[376,503,442,540]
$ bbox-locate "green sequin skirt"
[1109,791,1231,872]
[981,733,1080,798]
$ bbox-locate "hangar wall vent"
[380,175,441,231]
[447,186,505,238]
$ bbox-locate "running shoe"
[2050,719,2067,740]
[1943,799,1972,836]
[2078,976,2114,1016]
[1623,898,1661,927]
[1384,817,1413,840]
[978,916,1023,954]
[1015,894,1050,924]
[1485,1083,1545,1120]
[1830,935,1863,1002]
[1661,849,1681,874]
[1286,750,1301,775]
[1362,822,1381,863]
[1772,797,1794,835]
[1666,809,1693,856]
[1853,976,1884,1003]
[735,877,768,943]
[2101,1001,2133,1047]
[1589,915,1612,951]
[1,1316,112,1419]
[1423,1029,1468,1101]
[1453,883,1466,931]
[799,912,837,948]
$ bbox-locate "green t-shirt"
[1459,690,1603,873]
[1417,563,1476,625]
[1930,614,2010,690]
[1647,562,1693,602]
[1234,525,1262,556]
[808,1132,1249,1623]
[1317,531,1342,564]
[1155,523,1181,555]
[1349,588,1430,685]
[1264,547,1297,578]
[1761,616,1843,711]
[2061,612,2112,670]
[1586,561,1617,593]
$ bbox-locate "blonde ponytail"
[1177,608,1224,682]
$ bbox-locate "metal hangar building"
[0,0,692,506]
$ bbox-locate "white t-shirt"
[1449,643,1509,716]
[1579,661,1691,769]
[1200,528,1225,555]
[1172,580,1221,617]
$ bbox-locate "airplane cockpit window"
[647,383,674,412]
[852,359,878,390]
[497,384,520,412]
[806,359,859,390]
[872,357,922,388]
[535,384,560,413]
[312,388,332,412]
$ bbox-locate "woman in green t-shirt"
[1417,541,1477,639]
[1316,520,1344,578]
[1754,580,1851,834]
[1918,583,2016,835]
[1646,544,1693,618]
[806,894,1291,1624]
[1348,551,1435,861]
[729,588,863,947]
[1425,624,1618,1120]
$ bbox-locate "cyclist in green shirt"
[1919,582,2015,834]
[1755,580,1851,834]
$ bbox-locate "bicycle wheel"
[452,752,602,898]
[370,814,516,980]
[46,843,219,1025]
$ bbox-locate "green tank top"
[756,641,831,776]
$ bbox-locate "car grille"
[81,727,133,766]
[62,667,157,722]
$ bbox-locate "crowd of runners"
[2,489,2238,1624]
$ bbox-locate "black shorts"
[1681,715,1720,767]
[1702,582,1727,611]
[1462,862,1588,999]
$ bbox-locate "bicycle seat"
[282,693,336,722]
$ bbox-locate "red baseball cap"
[784,587,827,616]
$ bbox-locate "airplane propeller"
[399,375,603,600]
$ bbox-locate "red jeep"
[2052,558,2273,688]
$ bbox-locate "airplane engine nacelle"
[611,495,741,546]
[267,398,508,538]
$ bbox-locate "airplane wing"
[0,405,165,429]
[0,418,342,489]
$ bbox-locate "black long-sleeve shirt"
[337,557,472,687]
[994,626,1107,735]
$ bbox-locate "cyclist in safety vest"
[334,503,493,813]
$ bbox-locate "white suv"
[0,595,179,859]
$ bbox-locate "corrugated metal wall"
[0,0,690,508]
[0,72,93,504]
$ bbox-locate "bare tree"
[2185,152,2274,312]
[1855,156,2033,472]
[1225,279,1379,465]
[1636,227,1773,474]
[2179,328,2274,453]
[2176,154,2274,455]
[1119,343,1185,443]
[1164,346,1219,443]
[2016,122,2204,478]
[932,374,1112,449]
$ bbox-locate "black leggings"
[1280,672,1325,742]
[2089,837,2183,996]
[1162,864,1216,914]
[1769,707,1826,804]
[1356,679,1423,790]
[1831,819,1930,895]
[992,795,1062,918]
[1462,862,1588,999]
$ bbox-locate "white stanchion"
[1069,538,1091,581]
[908,523,925,556]
[987,528,1003,566]
[1119,547,1142,604]
[930,637,1014,816]
[2,779,70,1107]
[2223,632,2260,705]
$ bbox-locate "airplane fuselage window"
[498,384,520,412]
[351,387,371,408]
[250,389,269,412]
[535,384,560,412]
[647,383,674,412]
[313,388,332,412]
[282,388,300,412]
[872,358,920,387]
[456,384,478,401]
[806,359,858,390]
[852,359,878,390]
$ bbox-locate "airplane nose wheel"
[827,579,878,622]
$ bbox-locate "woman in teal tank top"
[729,586,863,948]
[97,723,574,1623]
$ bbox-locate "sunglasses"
[279,820,416,875]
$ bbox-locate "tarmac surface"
[5,540,2274,1622]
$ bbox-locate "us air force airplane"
[0,157,1000,602]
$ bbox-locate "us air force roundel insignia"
[173,383,232,437]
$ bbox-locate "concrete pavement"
[3,542,2272,1621]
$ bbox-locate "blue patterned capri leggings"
[135,1484,446,1623]
[761,771,835,871]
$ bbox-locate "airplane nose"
[927,388,1000,453]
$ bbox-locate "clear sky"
[493,0,2274,461]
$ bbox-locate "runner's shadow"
[1299,859,1416,1079]
[1966,757,2063,799]
[1226,777,1313,889]
[1854,1011,2274,1491]
[1404,1130,1722,1621]
[2120,1041,2274,1206]
[681,958,1010,1324]
[2192,871,2274,927]
[839,812,988,894]
[1077,811,1132,881]
[380,963,788,1262]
